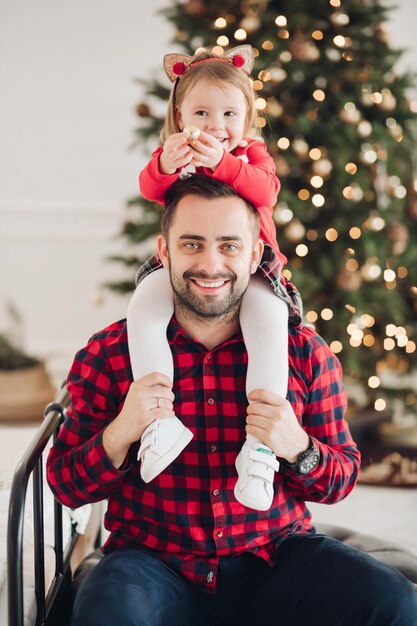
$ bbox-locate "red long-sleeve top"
[139,139,286,268]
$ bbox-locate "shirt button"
[210,445,217,452]
[216,530,224,538]
[207,397,215,405]
[206,354,211,360]
[212,489,220,497]
[207,571,214,583]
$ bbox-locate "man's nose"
[195,248,224,274]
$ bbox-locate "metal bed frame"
[7,387,80,626]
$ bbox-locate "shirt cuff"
[84,430,132,489]
[281,437,327,483]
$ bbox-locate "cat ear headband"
[163,45,254,83]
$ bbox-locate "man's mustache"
[183,271,236,281]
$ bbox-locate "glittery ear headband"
[163,45,255,83]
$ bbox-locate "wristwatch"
[286,438,320,475]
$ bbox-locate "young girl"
[128,45,302,511]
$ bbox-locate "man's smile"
[191,278,228,290]
[185,273,234,296]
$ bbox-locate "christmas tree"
[109,0,417,414]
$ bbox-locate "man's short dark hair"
[161,175,260,239]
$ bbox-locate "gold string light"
[345,162,357,175]
[217,35,229,46]
[330,341,343,354]
[312,193,325,207]
[309,147,322,160]
[214,17,227,28]
[296,244,309,257]
[306,310,318,323]
[321,308,334,320]
[312,30,323,40]
[298,188,310,200]
[313,89,326,102]
[211,45,224,56]
[325,228,338,241]
[349,226,361,239]
[375,399,387,411]
[275,15,287,27]
[234,28,247,40]
[277,137,290,150]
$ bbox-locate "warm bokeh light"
[375,398,387,411]
[234,28,247,40]
[275,15,287,27]
[330,341,343,354]
[298,189,310,200]
[306,310,318,323]
[345,162,357,174]
[277,137,290,149]
[309,148,322,160]
[216,36,229,46]
[321,308,334,320]
[349,227,362,239]
[214,17,227,28]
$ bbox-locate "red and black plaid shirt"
[47,317,360,593]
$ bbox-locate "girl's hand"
[159,133,193,174]
[189,131,224,171]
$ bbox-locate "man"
[47,176,417,625]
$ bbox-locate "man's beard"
[169,268,250,323]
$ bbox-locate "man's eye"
[184,242,199,250]
[223,244,238,252]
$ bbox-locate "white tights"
[127,271,289,449]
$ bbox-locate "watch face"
[299,453,320,474]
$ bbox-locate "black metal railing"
[7,387,78,626]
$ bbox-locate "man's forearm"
[46,423,129,508]
[103,419,132,469]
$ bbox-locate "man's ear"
[157,234,170,269]
[250,238,264,274]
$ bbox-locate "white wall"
[388,0,417,96]
[0,0,171,380]
[0,0,416,381]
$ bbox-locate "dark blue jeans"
[71,534,417,626]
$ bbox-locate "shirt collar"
[167,315,243,350]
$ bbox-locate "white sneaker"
[138,417,193,483]
[234,440,280,510]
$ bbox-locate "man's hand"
[246,389,310,463]
[103,372,175,468]
[159,133,193,174]
[189,131,224,170]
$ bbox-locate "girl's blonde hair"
[160,51,258,143]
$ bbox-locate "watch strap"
[285,437,319,472]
